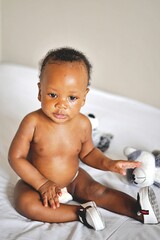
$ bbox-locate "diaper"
[58,171,79,203]
[59,187,73,203]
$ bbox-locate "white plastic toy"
[124,147,155,187]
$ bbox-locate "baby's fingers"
[120,161,141,175]
[49,195,60,209]
[42,194,48,207]
[56,187,62,197]
[124,161,141,169]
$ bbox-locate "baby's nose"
[55,99,68,109]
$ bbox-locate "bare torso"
[28,110,86,188]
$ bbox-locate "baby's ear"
[37,82,41,101]
[82,88,90,106]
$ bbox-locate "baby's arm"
[8,114,61,208]
[81,147,141,175]
[79,116,140,175]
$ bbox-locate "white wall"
[0,0,2,62]
[1,0,160,108]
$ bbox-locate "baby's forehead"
[41,61,89,83]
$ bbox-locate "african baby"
[8,47,159,230]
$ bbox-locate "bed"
[0,63,160,240]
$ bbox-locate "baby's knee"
[15,191,39,219]
[86,181,107,199]
[14,182,41,219]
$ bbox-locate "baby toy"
[86,113,113,152]
[124,147,160,188]
[152,150,160,187]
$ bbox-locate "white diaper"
[58,171,79,203]
[59,187,73,203]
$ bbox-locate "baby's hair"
[39,47,92,85]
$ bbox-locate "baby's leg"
[67,168,143,222]
[14,180,79,223]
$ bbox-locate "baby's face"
[38,62,89,123]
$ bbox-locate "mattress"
[0,63,160,240]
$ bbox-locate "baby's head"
[38,48,92,123]
[39,47,92,85]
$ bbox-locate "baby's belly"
[31,156,79,188]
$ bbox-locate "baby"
[8,47,160,230]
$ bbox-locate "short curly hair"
[39,47,92,85]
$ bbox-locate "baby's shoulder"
[21,109,42,126]
[78,113,92,129]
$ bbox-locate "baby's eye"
[48,93,57,98]
[69,96,77,102]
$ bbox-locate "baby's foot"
[78,201,105,230]
[137,186,160,224]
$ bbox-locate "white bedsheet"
[0,64,160,240]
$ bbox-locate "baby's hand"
[109,160,141,176]
[38,180,62,209]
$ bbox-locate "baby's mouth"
[53,112,68,119]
